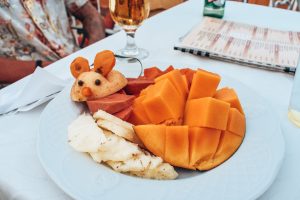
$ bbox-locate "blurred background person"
[0,0,105,85]
[90,0,115,35]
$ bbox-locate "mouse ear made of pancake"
[70,57,91,78]
[93,50,116,77]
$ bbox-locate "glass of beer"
[109,0,150,59]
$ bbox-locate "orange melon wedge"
[128,95,150,125]
[188,69,221,100]
[189,127,221,169]
[226,108,246,137]
[214,87,244,115]
[138,78,184,125]
[211,131,243,169]
[165,126,191,169]
[131,68,246,171]
[134,125,166,158]
[184,97,230,130]
[155,69,188,98]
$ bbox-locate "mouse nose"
[81,87,93,97]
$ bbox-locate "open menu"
[174,17,300,73]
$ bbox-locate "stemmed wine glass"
[109,0,150,59]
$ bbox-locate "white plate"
[37,64,284,200]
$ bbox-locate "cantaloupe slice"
[142,79,184,124]
[227,108,246,137]
[165,126,191,169]
[189,127,221,168]
[134,125,166,158]
[188,69,220,100]
[144,67,163,79]
[214,87,244,115]
[155,70,188,98]
[128,95,150,125]
[184,97,230,130]
[211,130,243,168]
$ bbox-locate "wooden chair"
[273,0,299,10]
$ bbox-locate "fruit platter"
[67,50,246,179]
[37,50,284,200]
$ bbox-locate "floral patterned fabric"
[0,0,87,61]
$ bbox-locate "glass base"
[116,48,149,60]
[288,109,300,128]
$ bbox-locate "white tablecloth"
[1,0,300,199]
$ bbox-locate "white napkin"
[0,68,69,115]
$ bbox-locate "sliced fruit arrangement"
[69,51,245,174]
[68,111,178,180]
[70,53,181,121]
[132,68,246,170]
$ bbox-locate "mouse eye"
[78,80,84,86]
[95,79,101,86]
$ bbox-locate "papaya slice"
[134,125,166,158]
[144,67,163,79]
[93,50,116,76]
[125,77,154,96]
[165,126,191,169]
[184,97,230,130]
[114,106,133,121]
[214,87,244,115]
[163,65,174,73]
[86,93,135,114]
[188,69,220,100]
[143,66,174,80]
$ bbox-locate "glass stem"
[123,31,139,56]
